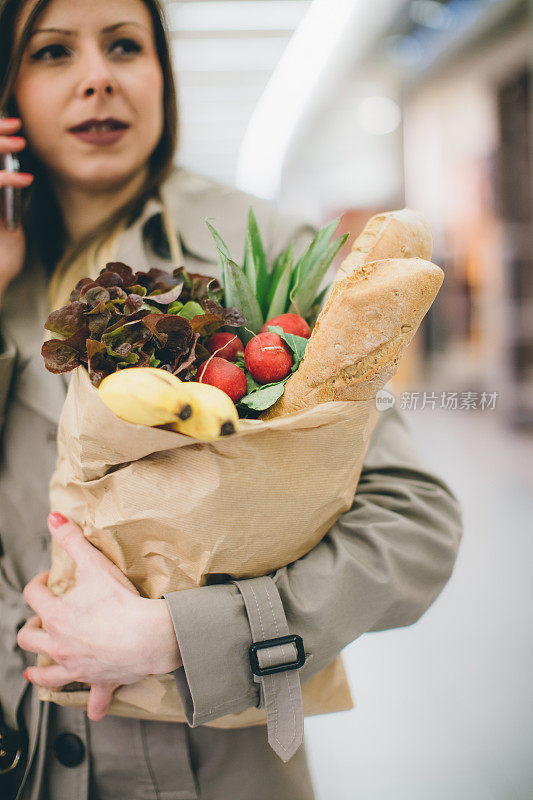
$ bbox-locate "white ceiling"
[166,0,311,184]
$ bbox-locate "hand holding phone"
[0,116,33,302]
[0,150,22,230]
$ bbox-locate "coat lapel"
[3,261,68,427]
[159,165,252,264]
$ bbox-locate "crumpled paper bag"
[38,365,380,726]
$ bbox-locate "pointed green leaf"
[267,325,308,367]
[269,250,284,277]
[222,256,263,343]
[243,208,270,318]
[290,217,341,293]
[306,282,332,329]
[265,246,294,320]
[243,234,256,296]
[205,219,230,296]
[266,244,292,307]
[289,234,348,318]
[238,379,289,411]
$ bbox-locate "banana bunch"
[98,367,239,440]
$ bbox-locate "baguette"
[333,208,433,282]
[260,258,443,418]
[260,208,440,420]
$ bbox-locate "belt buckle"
[249,634,305,677]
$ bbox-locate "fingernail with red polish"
[24,669,31,681]
[48,512,68,528]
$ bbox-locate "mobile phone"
[0,151,22,231]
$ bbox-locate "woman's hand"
[0,117,33,303]
[17,513,182,722]
[0,117,33,302]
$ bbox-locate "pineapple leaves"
[290,216,342,292]
[222,256,263,344]
[289,227,348,318]
[205,209,349,331]
[306,281,332,329]
[265,244,294,321]
[205,219,230,296]
[243,208,270,318]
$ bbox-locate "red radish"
[260,313,311,339]
[195,357,247,403]
[205,332,244,362]
[244,332,293,384]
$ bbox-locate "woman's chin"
[55,162,147,194]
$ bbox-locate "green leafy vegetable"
[238,379,289,411]
[177,301,205,321]
[290,217,341,290]
[243,208,269,318]
[289,233,348,318]
[222,257,263,343]
[41,262,231,386]
[267,326,308,368]
[306,282,331,329]
[265,245,294,322]
[206,219,230,297]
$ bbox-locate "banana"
[98,366,239,440]
[98,367,193,427]
[168,381,240,440]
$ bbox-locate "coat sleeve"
[0,324,17,440]
[162,211,463,726]
[0,321,29,730]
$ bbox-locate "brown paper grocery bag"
[38,366,380,726]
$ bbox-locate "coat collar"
[115,164,251,269]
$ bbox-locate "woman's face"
[13,0,164,192]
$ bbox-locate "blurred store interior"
[168,1,532,798]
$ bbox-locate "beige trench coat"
[0,164,463,800]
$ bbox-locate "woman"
[0,0,463,798]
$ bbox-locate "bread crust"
[259,209,440,420]
[333,208,433,283]
[260,258,443,418]
[261,258,444,419]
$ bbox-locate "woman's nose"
[85,84,113,97]
[77,49,117,98]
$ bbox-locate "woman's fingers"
[25,663,74,689]
[0,117,22,132]
[22,570,59,620]
[17,615,55,656]
[87,684,118,722]
[0,135,26,154]
[48,514,107,571]
[47,515,139,595]
[0,170,34,187]
[0,117,33,185]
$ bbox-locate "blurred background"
[167,1,532,797]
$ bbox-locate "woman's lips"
[69,126,130,146]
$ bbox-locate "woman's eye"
[112,38,142,56]
[30,38,141,62]
[31,44,68,61]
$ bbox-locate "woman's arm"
[163,402,463,726]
